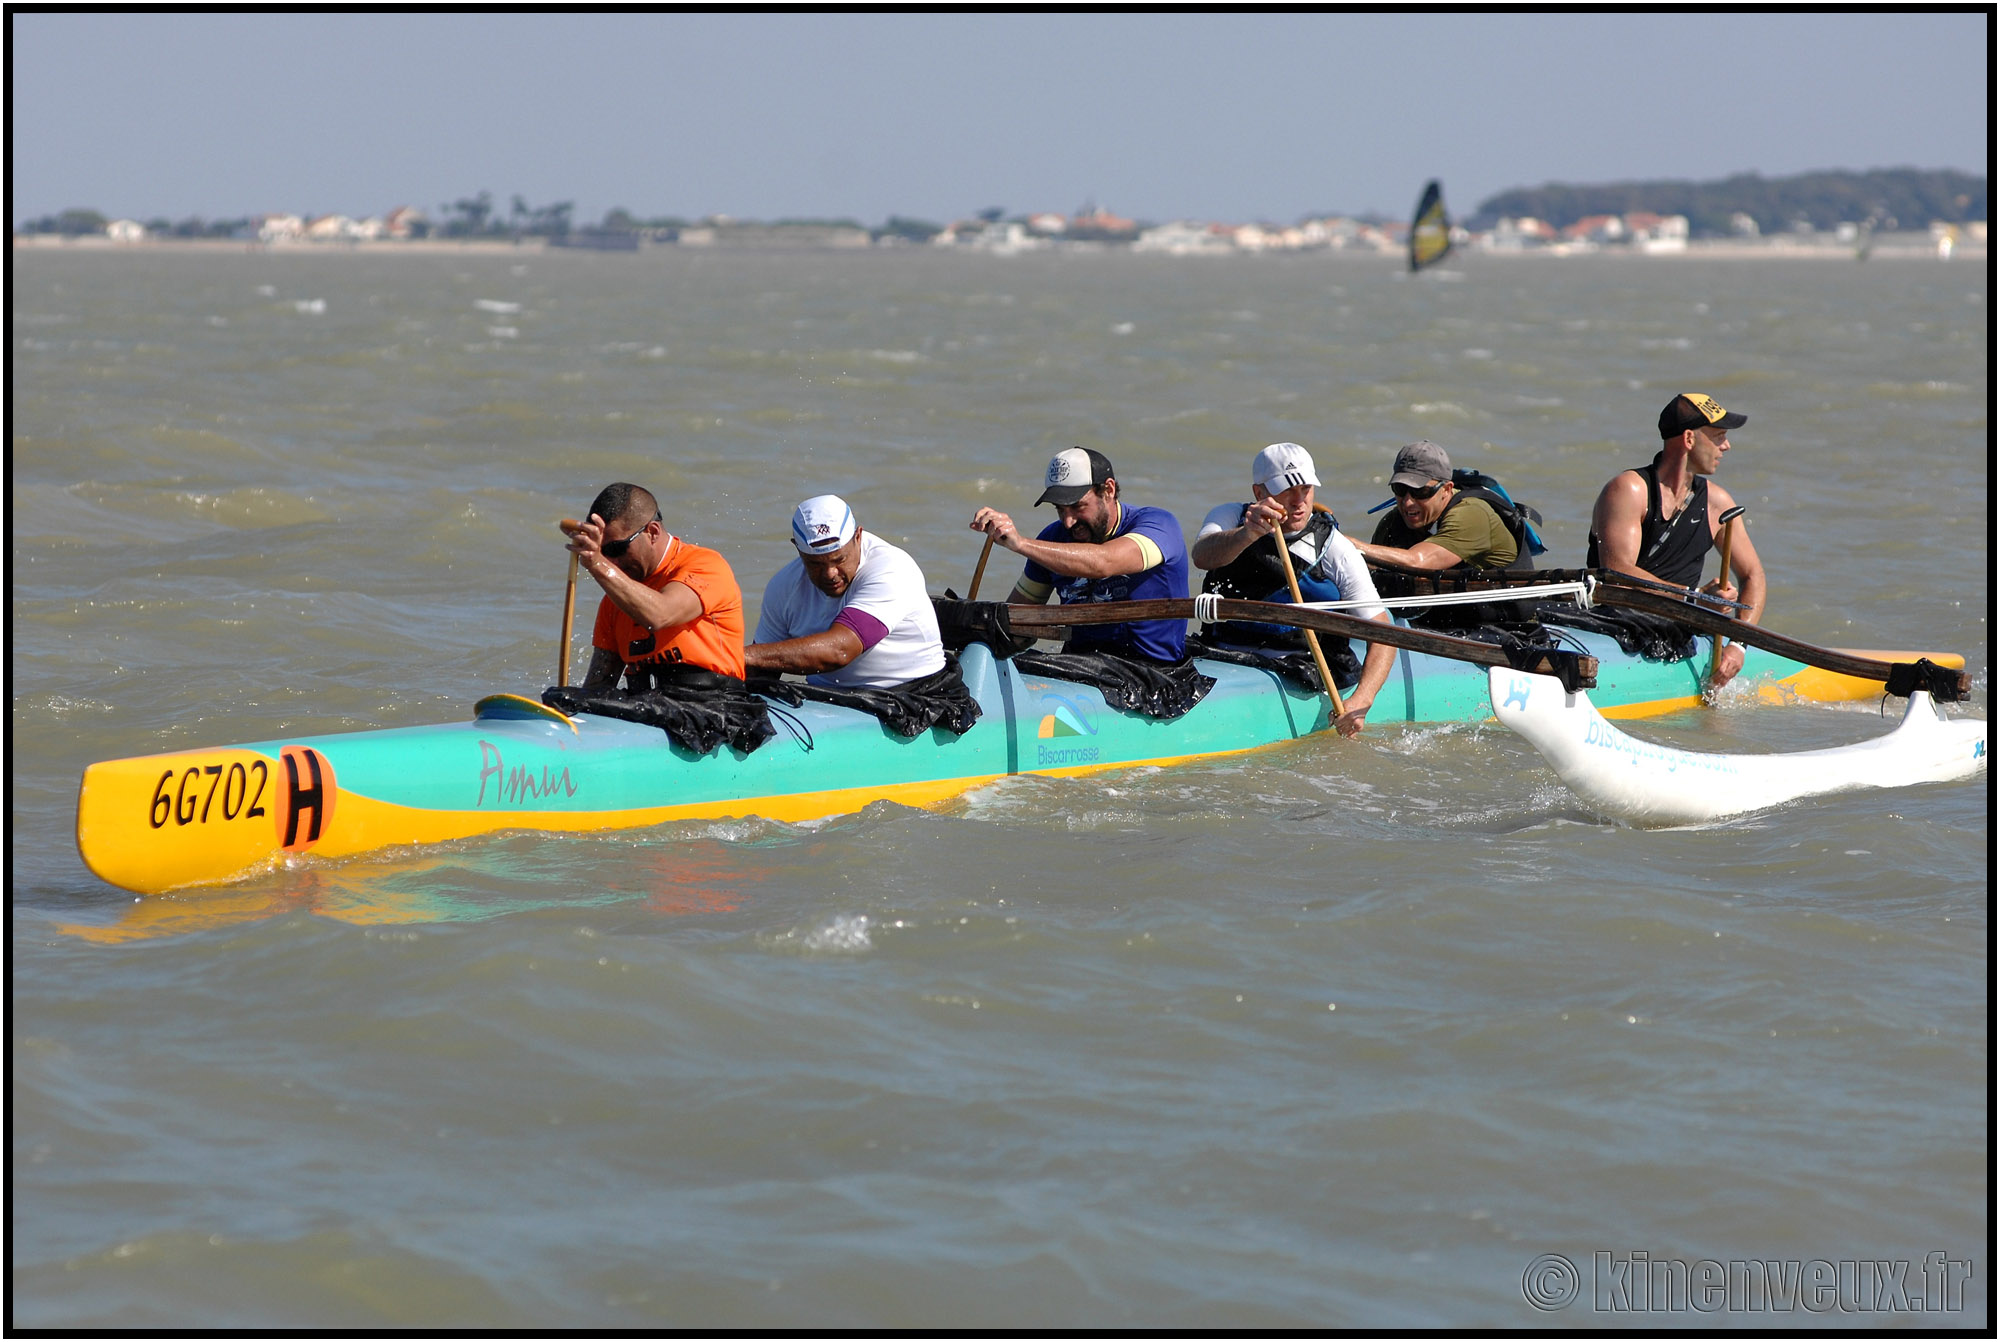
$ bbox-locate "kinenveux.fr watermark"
[1521,1250,1974,1314]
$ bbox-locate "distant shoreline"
[11,236,541,255]
[12,233,1985,262]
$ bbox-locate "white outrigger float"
[1489,666,1989,826]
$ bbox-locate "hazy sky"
[12,12,1989,226]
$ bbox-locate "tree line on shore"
[16,168,1987,241]
[1469,168,1985,236]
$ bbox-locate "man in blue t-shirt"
[969,447,1190,661]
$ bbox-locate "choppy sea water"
[11,244,1989,1328]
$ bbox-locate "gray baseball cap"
[1389,440,1451,489]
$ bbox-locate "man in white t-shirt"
[1189,442,1398,738]
[745,495,947,689]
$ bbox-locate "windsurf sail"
[1408,180,1452,272]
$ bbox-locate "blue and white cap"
[790,494,858,554]
[1253,442,1319,495]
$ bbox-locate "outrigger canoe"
[75,598,1958,896]
[1491,666,1988,825]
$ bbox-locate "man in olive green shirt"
[1351,440,1518,571]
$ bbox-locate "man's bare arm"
[567,512,705,631]
[970,507,1153,580]
[590,573,703,633]
[1349,537,1468,572]
[1006,532,1151,579]
[1332,613,1399,738]
[1190,500,1283,570]
[745,625,866,676]
[1586,472,1655,581]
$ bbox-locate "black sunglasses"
[601,515,661,559]
[1391,481,1443,501]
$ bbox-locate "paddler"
[1189,442,1397,738]
[1350,439,1522,572]
[746,495,948,688]
[970,447,1190,663]
[566,483,746,690]
[1586,394,1767,686]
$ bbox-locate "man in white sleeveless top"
[745,495,946,689]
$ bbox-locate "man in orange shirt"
[565,482,745,689]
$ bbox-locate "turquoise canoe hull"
[73,632,1858,895]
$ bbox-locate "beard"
[1067,518,1105,544]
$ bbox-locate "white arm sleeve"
[1196,501,1247,539]
[1319,530,1387,622]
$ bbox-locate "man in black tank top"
[1586,393,1767,686]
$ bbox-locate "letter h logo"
[276,746,337,851]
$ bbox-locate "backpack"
[1447,468,1546,571]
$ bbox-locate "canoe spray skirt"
[749,654,984,739]
[544,668,776,755]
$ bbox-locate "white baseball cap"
[1253,442,1320,494]
[790,494,858,553]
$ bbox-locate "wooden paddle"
[1353,563,1965,697]
[1362,560,1755,611]
[1219,561,1965,699]
[1707,505,1746,687]
[966,534,995,601]
[1714,505,1745,586]
[1270,527,1346,721]
[1005,597,1596,686]
[557,519,582,687]
[1584,584,1969,699]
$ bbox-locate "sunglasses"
[601,515,660,559]
[1391,481,1443,501]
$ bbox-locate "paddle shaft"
[1590,583,1969,697]
[1269,528,1346,719]
[1708,506,1745,686]
[1349,561,1963,697]
[1369,560,1754,614]
[966,534,995,601]
[1004,597,1595,685]
[559,552,579,687]
[557,518,584,688]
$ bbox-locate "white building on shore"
[251,213,304,243]
[1132,221,1235,255]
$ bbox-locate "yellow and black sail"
[1408,179,1452,272]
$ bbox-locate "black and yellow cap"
[1659,393,1748,439]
